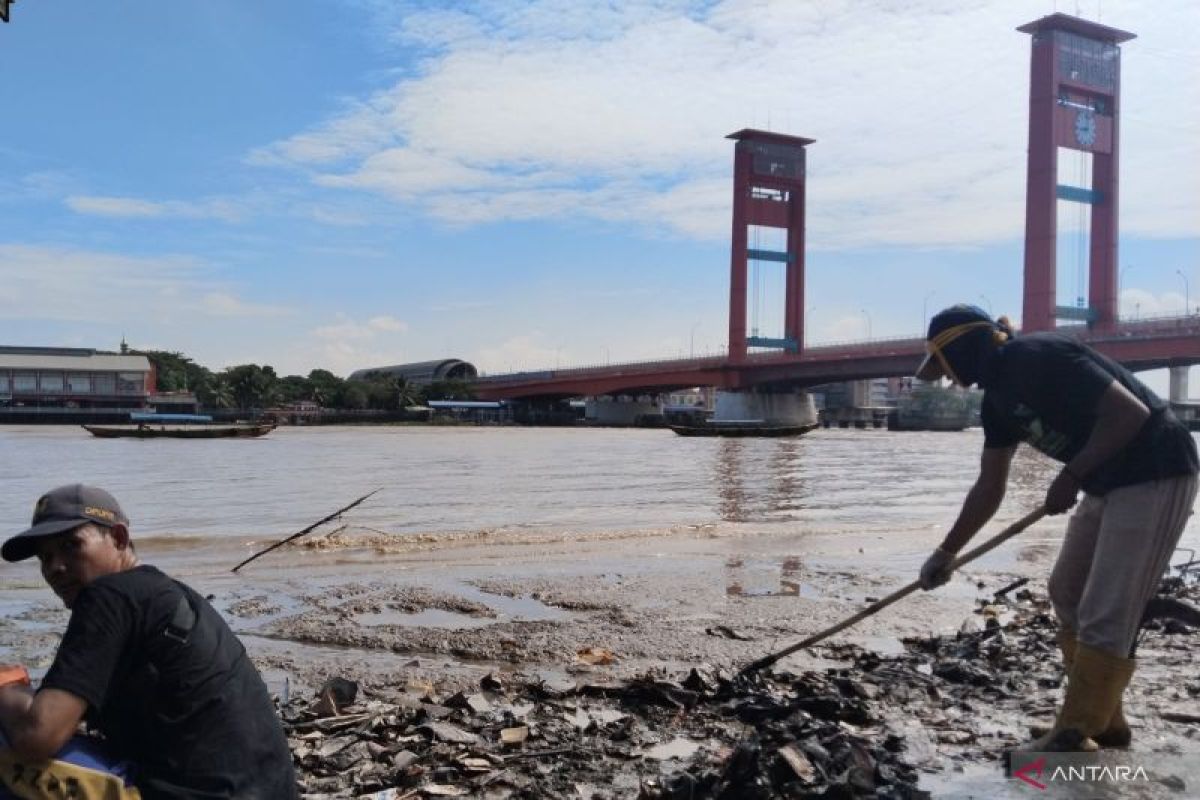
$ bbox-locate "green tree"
[396,379,423,409]
[307,369,344,408]
[204,376,235,409]
[341,382,369,410]
[221,364,280,410]
[138,350,213,394]
[425,379,474,401]
[278,375,311,404]
[355,371,424,411]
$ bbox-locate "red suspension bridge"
[475,14,1200,403]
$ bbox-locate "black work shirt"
[979,332,1198,495]
[41,566,296,799]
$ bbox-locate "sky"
[1,0,1197,392]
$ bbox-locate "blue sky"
[1,0,1197,392]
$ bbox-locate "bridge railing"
[476,313,1200,383]
[476,353,728,382]
[1106,311,1200,334]
[801,334,924,352]
[476,335,926,383]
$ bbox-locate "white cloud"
[312,315,409,339]
[825,313,873,343]
[367,315,408,332]
[316,148,506,199]
[200,292,292,318]
[304,341,409,376]
[0,171,76,203]
[429,299,495,312]
[66,196,166,218]
[255,0,1200,247]
[65,195,243,222]
[313,321,372,341]
[0,244,290,324]
[308,206,371,227]
[1120,288,1190,318]
[304,313,411,374]
[245,97,397,167]
[473,333,563,374]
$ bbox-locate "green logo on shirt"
[1013,404,1070,458]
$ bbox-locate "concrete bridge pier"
[714,388,817,426]
[585,395,661,426]
[1169,366,1190,402]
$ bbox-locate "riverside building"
[0,346,154,423]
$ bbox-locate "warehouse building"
[347,358,477,386]
[0,346,155,422]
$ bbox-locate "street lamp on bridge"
[1177,269,1190,316]
[922,291,935,334]
[860,308,872,341]
[1119,264,1134,311]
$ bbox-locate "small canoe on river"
[668,420,817,438]
[82,413,276,439]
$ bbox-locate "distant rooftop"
[0,347,150,372]
[1016,13,1136,44]
[348,358,478,385]
[726,129,816,148]
[0,345,98,356]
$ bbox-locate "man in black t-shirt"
[912,305,1198,753]
[0,484,297,799]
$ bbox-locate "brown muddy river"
[2,424,1197,566]
[3,425,1199,798]
[0,425,1110,547]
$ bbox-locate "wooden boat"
[83,413,275,439]
[668,420,818,438]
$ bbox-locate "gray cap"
[3,484,129,562]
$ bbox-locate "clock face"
[1074,110,1097,147]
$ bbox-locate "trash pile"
[286,580,1198,799]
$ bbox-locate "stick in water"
[737,507,1047,677]
[231,488,383,573]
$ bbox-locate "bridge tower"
[726,130,815,363]
[1018,14,1135,333]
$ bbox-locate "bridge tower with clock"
[1018,14,1135,333]
[725,129,814,363]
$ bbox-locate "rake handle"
[737,506,1047,677]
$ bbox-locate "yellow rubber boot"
[1099,695,1132,748]
[1058,627,1077,666]
[1030,629,1076,739]
[1022,643,1135,752]
[1030,630,1131,747]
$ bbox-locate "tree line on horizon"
[138,350,474,412]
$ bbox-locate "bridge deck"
[474,316,1200,400]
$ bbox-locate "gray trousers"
[1048,474,1198,657]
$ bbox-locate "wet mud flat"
[263,568,1200,798]
[2,521,1198,797]
[156,525,1200,797]
[239,521,965,690]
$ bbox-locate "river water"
[4,425,1199,799]
[1,425,1198,572]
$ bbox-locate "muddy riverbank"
[3,511,1197,797]
[280,582,1199,799]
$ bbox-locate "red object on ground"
[0,666,30,688]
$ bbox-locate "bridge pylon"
[726,130,814,362]
[1018,14,1135,333]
